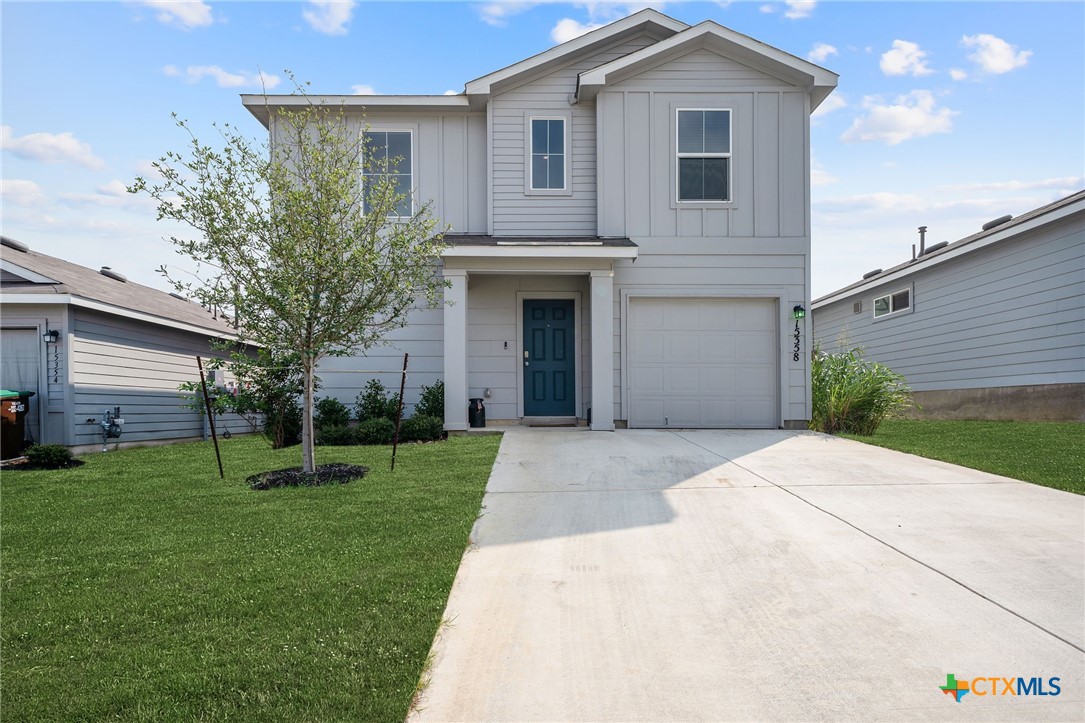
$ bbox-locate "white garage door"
[627,298,777,428]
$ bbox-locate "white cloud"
[163,65,281,89]
[0,126,105,169]
[477,1,539,26]
[938,176,1084,193]
[60,180,156,211]
[961,33,1032,74]
[0,179,48,207]
[807,42,837,63]
[841,90,957,145]
[811,166,838,188]
[140,0,213,29]
[816,192,925,214]
[784,1,816,19]
[949,68,968,81]
[302,0,355,35]
[551,18,604,44]
[760,4,775,13]
[880,40,933,76]
[443,89,459,95]
[351,84,376,95]
[811,93,846,122]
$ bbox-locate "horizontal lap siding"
[72,311,251,445]
[812,215,1085,391]
[491,35,659,236]
[316,305,444,416]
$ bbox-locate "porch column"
[443,269,469,431]
[590,269,615,431]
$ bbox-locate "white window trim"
[524,113,572,196]
[675,108,732,205]
[361,127,416,219]
[872,285,913,320]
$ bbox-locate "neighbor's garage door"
[627,298,777,428]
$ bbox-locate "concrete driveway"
[412,430,1084,721]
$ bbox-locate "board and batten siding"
[812,214,1085,392]
[490,33,661,236]
[71,309,251,447]
[597,49,809,239]
[0,302,69,445]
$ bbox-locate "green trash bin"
[1,390,36,460]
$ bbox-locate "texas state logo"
[940,673,1062,702]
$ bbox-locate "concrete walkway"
[412,430,1084,721]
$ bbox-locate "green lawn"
[842,420,1085,495]
[1,434,501,722]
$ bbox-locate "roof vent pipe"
[99,266,127,283]
[918,226,927,256]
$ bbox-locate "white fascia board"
[1,259,60,284]
[577,21,838,106]
[2,293,241,340]
[242,94,472,127]
[441,246,638,260]
[465,9,687,97]
[812,199,1084,310]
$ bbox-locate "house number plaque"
[792,320,801,362]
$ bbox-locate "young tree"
[131,88,446,473]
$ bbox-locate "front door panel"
[523,300,575,417]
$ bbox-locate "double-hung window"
[362,130,413,217]
[873,288,911,318]
[676,109,731,202]
[530,118,566,191]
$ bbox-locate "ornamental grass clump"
[810,345,914,436]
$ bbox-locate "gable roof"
[0,238,239,338]
[576,20,838,107]
[812,190,1085,308]
[464,9,688,104]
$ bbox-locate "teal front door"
[523,299,575,417]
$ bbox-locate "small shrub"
[415,380,444,420]
[315,424,355,446]
[399,414,445,443]
[386,392,402,422]
[268,399,303,448]
[315,396,351,428]
[25,444,75,469]
[355,417,395,445]
[356,379,391,422]
[810,345,913,436]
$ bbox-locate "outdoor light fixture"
[42,329,60,344]
[792,305,806,320]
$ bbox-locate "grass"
[1,434,501,722]
[842,420,1085,495]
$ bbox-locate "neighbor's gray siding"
[812,213,1085,392]
[0,302,69,445]
[71,310,251,446]
[490,34,660,236]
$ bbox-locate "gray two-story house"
[243,9,837,431]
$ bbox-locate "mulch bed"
[246,463,368,490]
[2,457,86,471]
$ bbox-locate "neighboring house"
[243,9,837,431]
[0,237,252,453]
[812,191,1085,421]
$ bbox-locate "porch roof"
[441,235,638,260]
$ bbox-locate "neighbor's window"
[530,118,565,190]
[677,109,730,202]
[363,130,412,217]
[873,288,911,318]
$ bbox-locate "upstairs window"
[873,288,911,318]
[676,109,731,202]
[363,130,413,217]
[530,118,566,190]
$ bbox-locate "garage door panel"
[628,298,777,428]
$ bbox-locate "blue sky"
[2,1,1082,297]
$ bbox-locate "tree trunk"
[301,360,316,473]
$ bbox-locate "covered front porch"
[440,237,638,432]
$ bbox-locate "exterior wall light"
[42,329,60,344]
[792,305,806,320]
